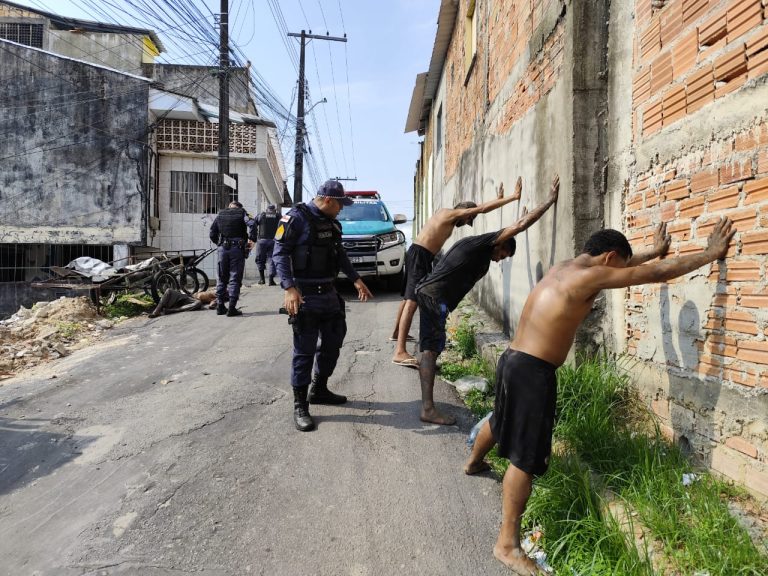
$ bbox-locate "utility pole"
[217,0,231,209]
[288,30,347,205]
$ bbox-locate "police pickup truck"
[337,191,407,289]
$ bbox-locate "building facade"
[408,0,768,497]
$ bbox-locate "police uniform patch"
[275,224,285,240]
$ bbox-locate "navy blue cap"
[317,179,353,206]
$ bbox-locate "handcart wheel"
[191,268,209,292]
[150,271,180,303]
[179,269,200,295]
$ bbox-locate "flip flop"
[392,358,419,369]
[388,335,415,342]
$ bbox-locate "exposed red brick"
[643,100,664,135]
[724,310,759,335]
[741,230,768,253]
[715,45,749,81]
[725,260,762,281]
[662,84,687,125]
[634,68,652,105]
[725,363,760,386]
[758,150,768,174]
[734,129,758,151]
[668,220,692,240]
[708,185,741,211]
[664,179,690,200]
[726,0,764,43]
[741,285,768,308]
[651,51,674,94]
[683,0,710,26]
[686,64,715,112]
[698,354,723,377]
[661,1,684,46]
[680,195,706,218]
[720,159,754,184]
[673,29,700,78]
[641,16,662,60]
[699,10,729,47]
[705,333,739,356]
[691,168,719,193]
[736,339,768,364]
[725,207,758,230]
[725,436,759,458]
[746,25,768,78]
[715,73,748,98]
[661,200,677,220]
[744,176,768,203]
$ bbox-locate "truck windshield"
[338,202,390,222]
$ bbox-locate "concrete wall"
[143,64,255,115]
[604,0,768,496]
[152,153,277,281]
[0,40,150,246]
[47,31,146,74]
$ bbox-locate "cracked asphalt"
[0,284,508,576]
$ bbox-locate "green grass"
[453,320,477,359]
[56,321,83,340]
[459,352,767,575]
[102,293,155,319]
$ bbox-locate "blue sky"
[13,0,441,218]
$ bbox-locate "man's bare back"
[510,218,735,367]
[413,179,522,254]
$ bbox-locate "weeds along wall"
[605,0,768,498]
[413,0,768,497]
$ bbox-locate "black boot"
[268,276,277,286]
[227,300,242,316]
[308,374,347,405]
[293,386,315,431]
[216,302,227,315]
[257,271,265,285]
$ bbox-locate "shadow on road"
[314,399,469,437]
[0,416,95,496]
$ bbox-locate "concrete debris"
[0,296,104,379]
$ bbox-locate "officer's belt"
[296,281,335,295]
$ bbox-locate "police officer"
[273,180,373,431]
[250,204,280,285]
[209,200,248,317]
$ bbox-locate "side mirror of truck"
[393,214,407,225]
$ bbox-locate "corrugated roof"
[404,72,427,133]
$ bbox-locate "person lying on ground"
[391,177,523,368]
[415,176,559,425]
[148,289,215,318]
[464,218,735,576]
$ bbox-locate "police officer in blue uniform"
[250,204,280,285]
[273,180,373,431]
[209,200,248,317]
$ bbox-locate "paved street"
[0,285,507,576]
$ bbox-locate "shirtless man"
[463,217,735,575]
[391,177,523,367]
[416,176,559,425]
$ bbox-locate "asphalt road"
[0,283,508,576]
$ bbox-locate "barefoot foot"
[463,460,491,475]
[420,407,456,425]
[493,545,544,575]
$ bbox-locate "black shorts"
[401,244,435,301]
[490,348,557,477]
[417,292,449,354]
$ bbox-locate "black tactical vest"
[292,203,342,279]
[216,207,248,240]
[258,212,280,239]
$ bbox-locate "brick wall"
[625,0,768,494]
[442,0,566,180]
[635,0,768,138]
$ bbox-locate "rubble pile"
[0,297,114,379]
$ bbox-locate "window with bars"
[0,22,44,48]
[169,171,238,214]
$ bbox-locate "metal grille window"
[0,243,113,283]
[169,171,238,214]
[0,23,44,48]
